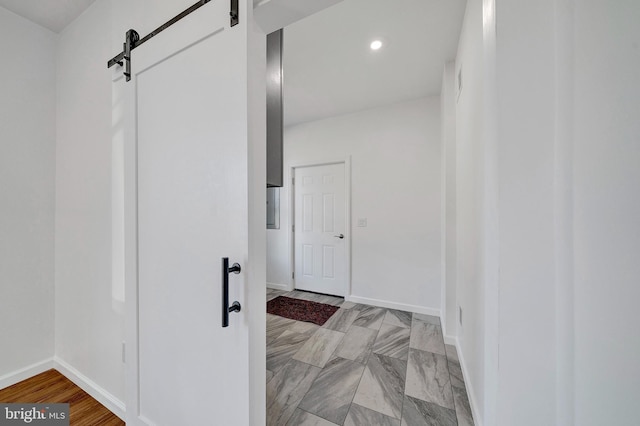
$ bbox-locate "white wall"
[0,7,56,381]
[267,218,290,288]
[441,62,457,339]
[454,1,559,423]
[573,0,640,424]
[496,0,559,422]
[452,0,640,425]
[55,0,125,403]
[491,0,640,422]
[268,96,442,313]
[453,0,486,420]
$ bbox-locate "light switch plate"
[357,218,367,227]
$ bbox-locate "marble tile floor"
[266,288,475,426]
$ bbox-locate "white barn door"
[114,1,264,424]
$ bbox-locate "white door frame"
[289,157,352,297]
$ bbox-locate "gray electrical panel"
[266,29,284,187]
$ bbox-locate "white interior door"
[116,2,262,425]
[294,163,347,296]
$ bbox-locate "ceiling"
[0,0,97,33]
[0,0,465,125]
[283,0,466,126]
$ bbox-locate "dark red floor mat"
[267,296,339,326]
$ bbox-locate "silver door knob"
[334,234,344,239]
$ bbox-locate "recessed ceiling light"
[370,40,383,51]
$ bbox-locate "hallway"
[266,289,474,425]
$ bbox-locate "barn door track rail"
[107,0,239,81]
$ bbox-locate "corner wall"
[453,0,486,421]
[441,62,457,339]
[468,0,640,424]
[268,97,442,313]
[55,0,125,405]
[0,6,56,384]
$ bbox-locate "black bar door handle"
[222,257,242,328]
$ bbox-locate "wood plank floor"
[0,369,124,426]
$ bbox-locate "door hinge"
[292,225,295,232]
[121,341,126,363]
[292,177,295,185]
[292,272,295,279]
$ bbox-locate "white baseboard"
[0,358,54,390]
[453,338,483,426]
[443,334,457,346]
[53,357,125,421]
[346,295,441,317]
[266,282,289,291]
